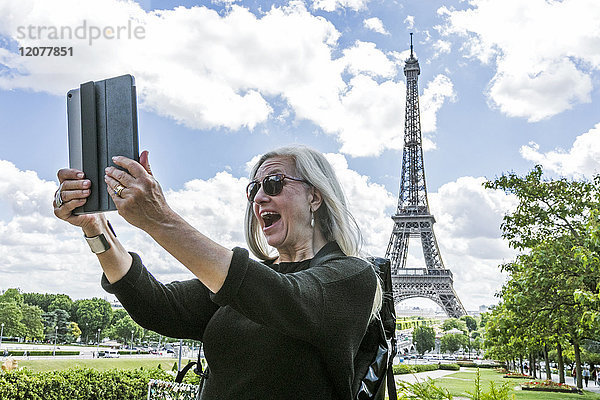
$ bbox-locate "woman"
[54,146,381,399]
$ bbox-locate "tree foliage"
[440,333,467,354]
[441,318,466,333]
[483,166,600,388]
[0,302,26,337]
[461,315,477,332]
[21,304,44,341]
[412,326,435,356]
[73,298,113,342]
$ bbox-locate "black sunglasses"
[246,173,309,202]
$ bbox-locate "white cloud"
[428,176,518,309]
[431,39,451,59]
[0,0,454,158]
[520,122,600,179]
[420,74,456,136]
[363,17,389,35]
[404,15,414,29]
[312,0,369,12]
[0,160,103,296]
[438,0,600,121]
[323,153,396,255]
[339,41,397,78]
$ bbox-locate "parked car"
[104,349,120,358]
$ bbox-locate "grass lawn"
[430,368,600,399]
[17,357,193,372]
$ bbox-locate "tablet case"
[67,74,139,214]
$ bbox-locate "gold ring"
[114,184,126,197]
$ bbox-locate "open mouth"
[262,212,281,228]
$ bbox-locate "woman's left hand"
[104,150,174,232]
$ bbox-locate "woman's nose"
[253,184,270,203]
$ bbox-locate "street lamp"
[130,330,134,352]
[178,339,183,373]
[0,323,4,350]
[96,328,101,357]
[53,325,58,357]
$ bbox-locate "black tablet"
[67,74,139,214]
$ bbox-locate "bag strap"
[175,361,197,384]
[386,337,397,400]
[174,342,209,385]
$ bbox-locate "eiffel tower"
[385,34,466,318]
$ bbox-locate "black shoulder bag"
[352,257,398,400]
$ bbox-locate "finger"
[105,165,136,187]
[54,197,87,219]
[60,188,91,203]
[106,183,125,207]
[104,174,127,195]
[57,168,85,183]
[139,150,153,176]
[60,179,92,192]
[112,156,148,179]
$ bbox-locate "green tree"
[484,167,600,388]
[110,309,129,325]
[484,165,599,251]
[0,302,26,337]
[412,326,435,356]
[0,288,23,305]
[73,298,113,342]
[22,292,56,312]
[67,322,82,343]
[106,315,143,347]
[48,295,74,315]
[441,318,466,333]
[440,333,467,354]
[20,304,44,341]
[460,315,477,333]
[43,309,71,344]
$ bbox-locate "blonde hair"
[243,145,382,319]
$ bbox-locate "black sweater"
[102,241,377,399]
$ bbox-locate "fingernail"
[83,189,90,195]
[83,180,91,188]
[105,167,111,173]
[77,172,84,178]
[112,156,118,161]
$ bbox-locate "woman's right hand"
[53,168,101,231]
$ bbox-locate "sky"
[1,0,599,313]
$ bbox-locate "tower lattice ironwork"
[385,34,466,318]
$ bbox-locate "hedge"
[393,363,460,375]
[438,363,460,371]
[393,364,437,374]
[456,361,504,369]
[0,367,175,399]
[4,351,80,357]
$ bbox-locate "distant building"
[110,299,124,310]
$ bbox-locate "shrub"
[393,363,438,375]
[0,367,173,399]
[397,378,453,399]
[457,361,503,369]
[6,351,80,357]
[439,363,460,371]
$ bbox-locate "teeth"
[261,211,281,228]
